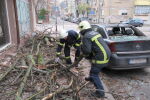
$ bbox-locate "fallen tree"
[0,28,95,100]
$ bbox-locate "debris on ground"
[0,29,107,100]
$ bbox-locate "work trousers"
[89,64,106,96]
[64,44,80,64]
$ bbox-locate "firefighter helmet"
[59,29,68,38]
[78,21,91,31]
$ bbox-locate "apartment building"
[101,0,134,23]
[88,0,150,24]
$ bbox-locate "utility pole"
[75,0,79,18]
[55,0,58,33]
[98,0,104,23]
[109,0,111,23]
[87,0,89,18]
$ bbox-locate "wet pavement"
[102,68,150,100]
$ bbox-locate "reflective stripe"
[65,56,71,59]
[56,52,61,55]
[77,34,80,40]
[92,59,109,64]
[75,42,82,46]
[57,42,65,46]
[91,34,101,41]
[75,43,80,46]
[91,34,108,64]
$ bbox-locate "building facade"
[0,0,34,53]
[101,0,134,23]
[88,0,150,24]
[134,0,150,21]
[80,0,134,24]
[88,0,103,23]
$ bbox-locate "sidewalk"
[35,18,79,33]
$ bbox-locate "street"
[102,68,150,100]
[42,19,150,100]
[1,0,150,99]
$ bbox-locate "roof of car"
[92,23,132,28]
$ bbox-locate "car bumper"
[108,53,150,70]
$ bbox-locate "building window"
[135,5,150,15]
[119,9,128,15]
[122,13,127,15]
[102,10,104,16]
[0,0,10,46]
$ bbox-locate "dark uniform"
[81,29,111,97]
[56,30,82,64]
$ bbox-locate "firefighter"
[78,21,111,98]
[55,29,81,65]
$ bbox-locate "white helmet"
[59,29,68,38]
[78,21,91,31]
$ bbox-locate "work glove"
[55,57,60,63]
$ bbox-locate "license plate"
[129,58,147,64]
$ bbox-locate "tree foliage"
[38,8,48,20]
[78,3,90,16]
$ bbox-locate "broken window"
[0,0,10,46]
[106,27,135,36]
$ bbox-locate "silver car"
[92,24,150,70]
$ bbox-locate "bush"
[38,8,48,20]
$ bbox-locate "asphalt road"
[102,68,150,100]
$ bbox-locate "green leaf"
[37,53,44,65]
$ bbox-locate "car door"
[129,20,136,26]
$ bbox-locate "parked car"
[122,18,144,27]
[78,17,89,22]
[92,24,150,70]
[71,18,79,23]
[61,16,69,21]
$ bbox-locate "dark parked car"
[71,18,79,23]
[92,24,150,70]
[78,17,89,22]
[61,16,70,21]
[122,18,144,27]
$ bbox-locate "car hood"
[109,36,150,42]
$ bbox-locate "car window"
[130,20,135,22]
[106,27,135,36]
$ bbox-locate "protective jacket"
[81,29,111,65]
[56,30,81,64]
